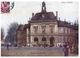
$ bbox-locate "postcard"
[1,0,79,56]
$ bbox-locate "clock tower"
[42,1,46,12]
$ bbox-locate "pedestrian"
[7,43,9,50]
[64,44,69,56]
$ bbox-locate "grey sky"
[1,1,78,37]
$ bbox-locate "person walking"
[6,43,9,50]
[63,44,69,56]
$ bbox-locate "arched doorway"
[34,37,38,46]
[42,37,47,47]
[50,37,54,47]
[34,37,38,41]
[42,37,46,41]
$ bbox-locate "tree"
[5,22,18,46]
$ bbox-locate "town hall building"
[16,2,78,52]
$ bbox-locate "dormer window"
[42,14,45,18]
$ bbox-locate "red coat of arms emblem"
[1,1,10,13]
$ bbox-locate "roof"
[31,12,57,23]
[17,24,29,31]
[57,20,78,30]
[30,2,57,23]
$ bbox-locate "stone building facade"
[16,24,28,46]
[16,1,78,52]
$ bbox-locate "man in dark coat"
[63,44,69,56]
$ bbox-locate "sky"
[1,1,79,37]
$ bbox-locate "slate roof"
[57,20,78,30]
[17,24,29,31]
[30,2,78,30]
[31,12,57,23]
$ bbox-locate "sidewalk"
[69,52,78,56]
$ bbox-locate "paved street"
[1,46,77,56]
[1,46,64,51]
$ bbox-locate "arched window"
[42,37,46,41]
[50,37,54,46]
[34,37,38,42]
[50,37,54,40]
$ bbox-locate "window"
[50,26,53,33]
[33,26,38,33]
[49,25,54,33]
[41,25,46,34]
[59,27,63,33]
[61,28,63,32]
[62,28,68,34]
[68,28,70,34]
[34,37,38,42]
[42,37,46,41]
[42,14,45,18]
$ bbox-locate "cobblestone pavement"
[1,46,78,56]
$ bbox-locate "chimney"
[32,13,34,17]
